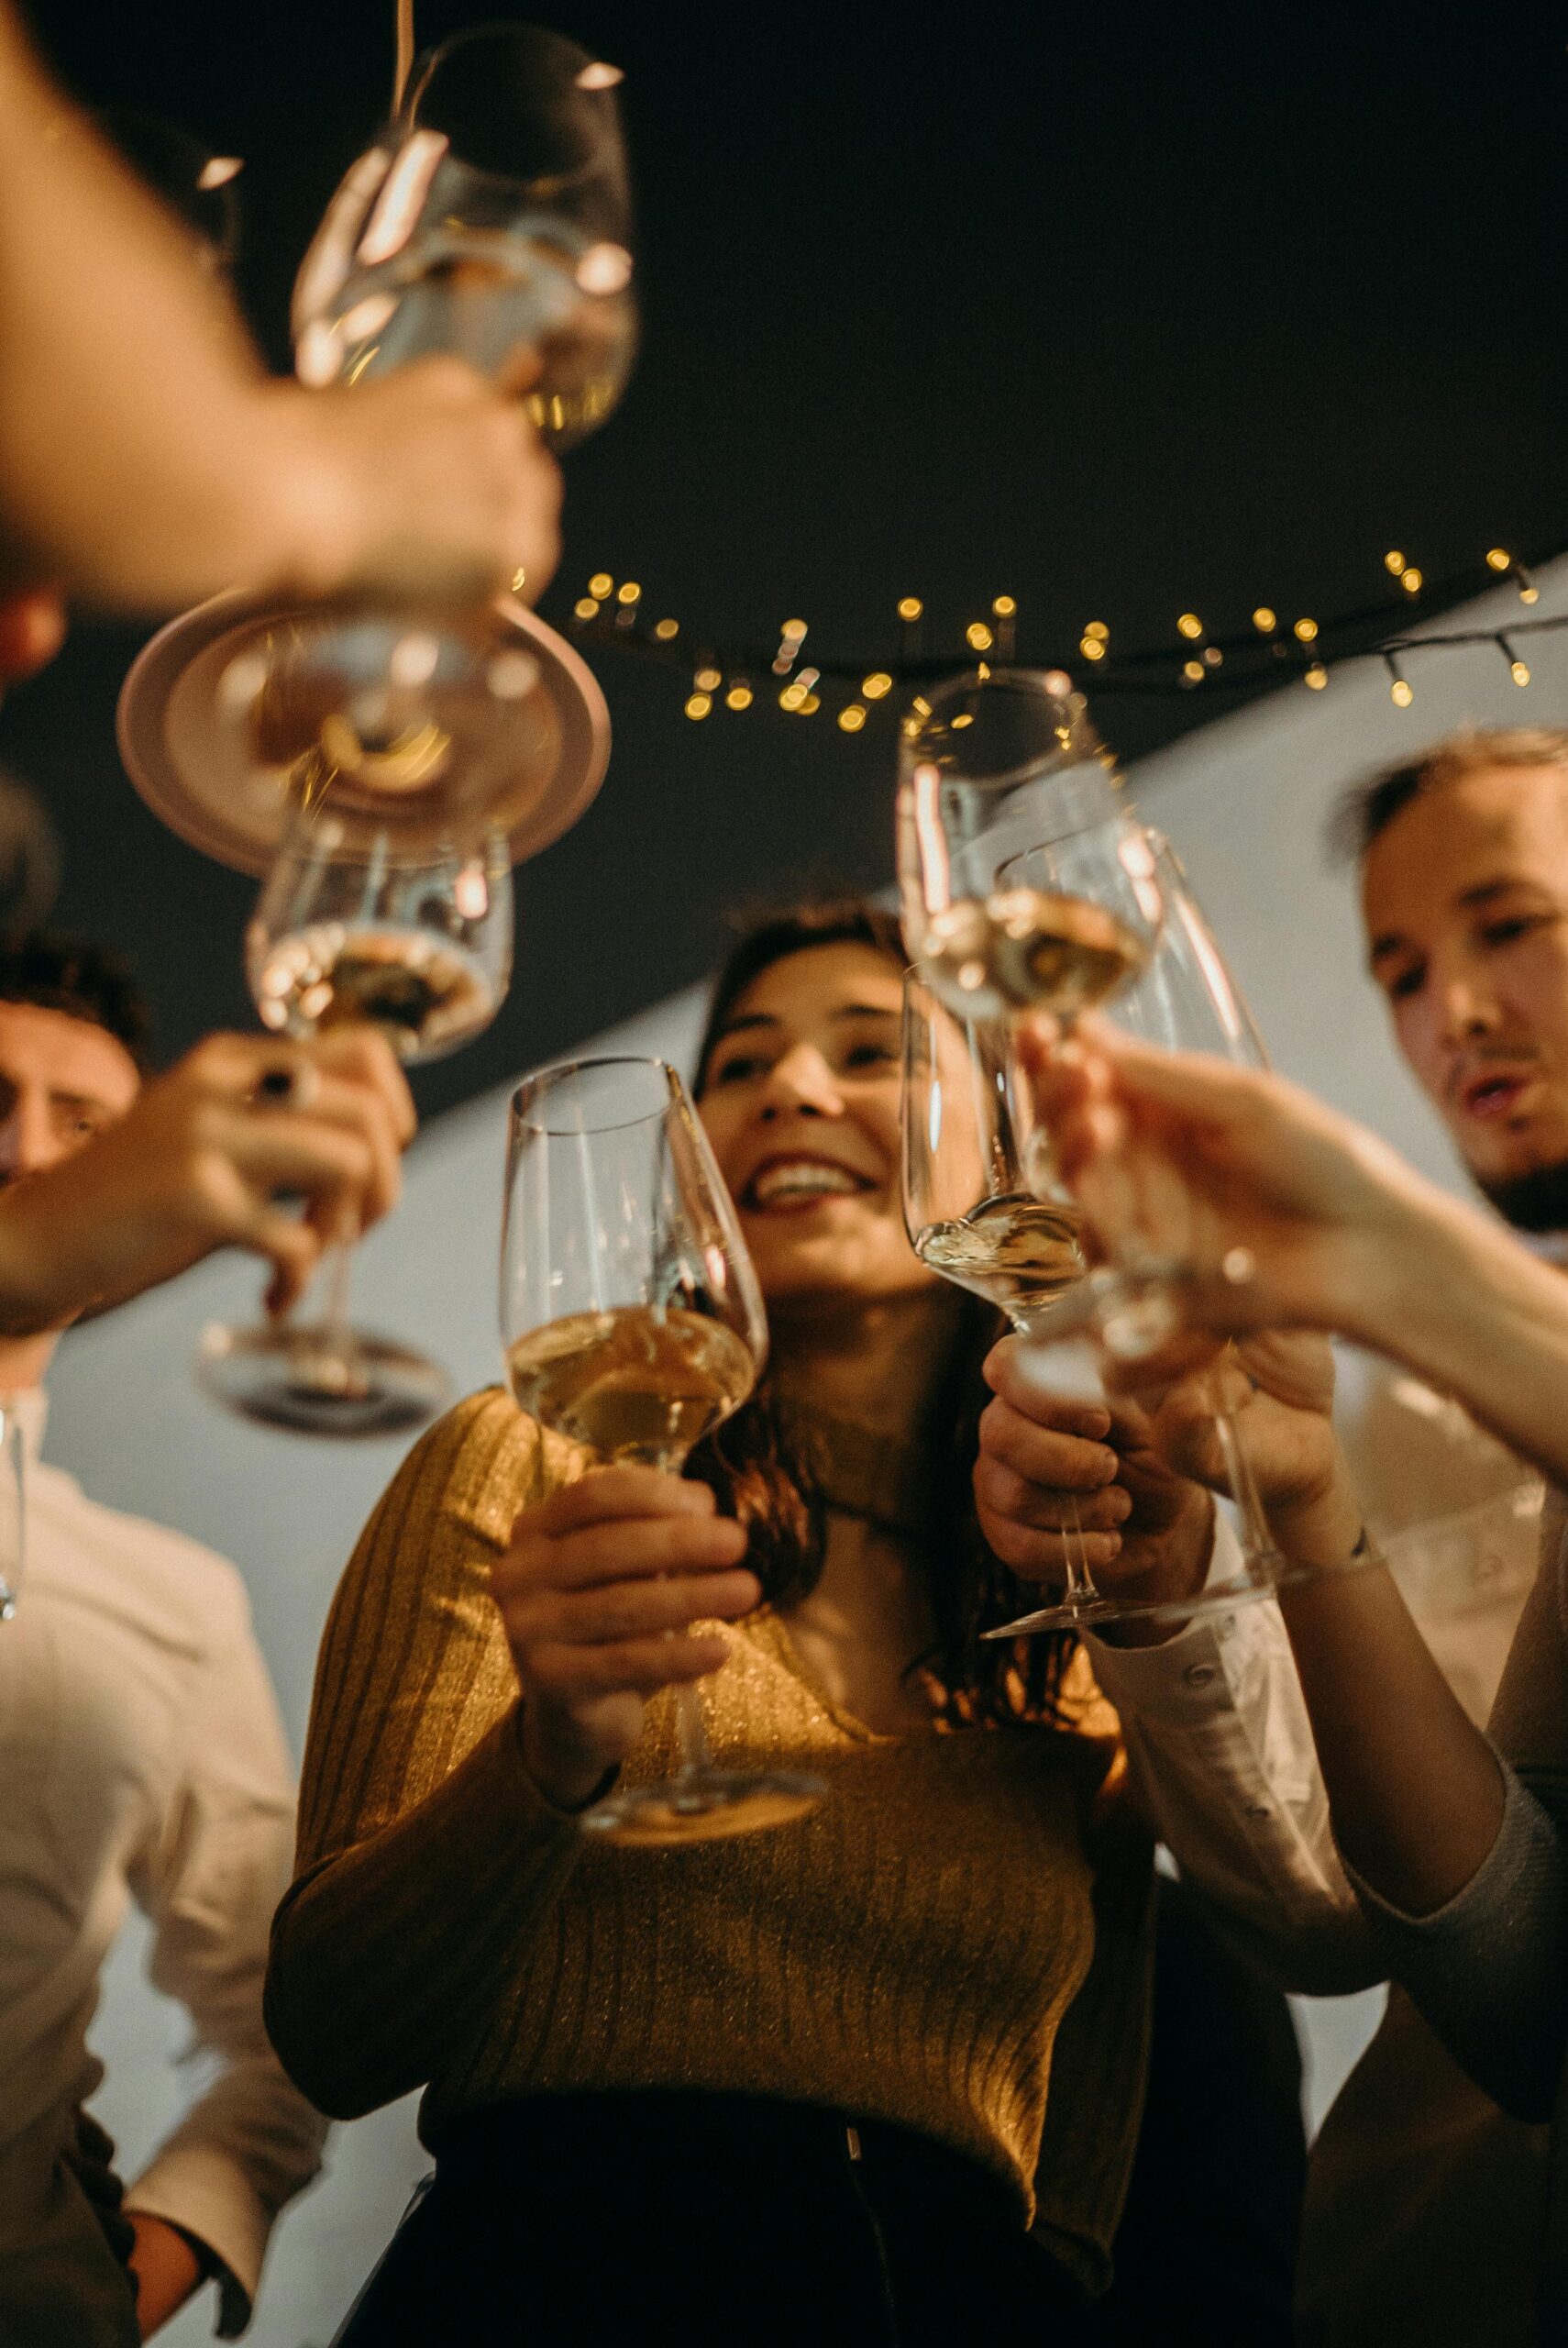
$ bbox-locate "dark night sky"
[5,0,1566,1117]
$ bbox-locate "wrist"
[1265,1460,1364,1567]
[1096,1490,1215,1648]
[513,1703,614,1816]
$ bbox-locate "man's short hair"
[1329,726,1568,865]
[0,935,150,1069]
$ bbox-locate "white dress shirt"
[0,1393,326,2337]
[1087,1514,1379,1994]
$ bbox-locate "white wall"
[58,560,1568,2341]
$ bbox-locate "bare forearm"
[1271,1473,1506,1916]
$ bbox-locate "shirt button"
[1182,1661,1217,1689]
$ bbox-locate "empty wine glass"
[502,1056,826,1846]
[198,821,512,1436]
[900,969,1119,1621]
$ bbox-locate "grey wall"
[61,559,1568,2342]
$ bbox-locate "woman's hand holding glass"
[492,1469,759,1813]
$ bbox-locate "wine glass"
[116,24,626,877]
[197,822,513,1436]
[0,1401,25,1621]
[501,1056,827,1847]
[900,969,1118,1622]
[988,836,1311,1635]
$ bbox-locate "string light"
[1304,662,1329,690]
[1400,567,1423,596]
[588,571,613,599]
[693,664,722,692]
[862,672,893,699]
[781,619,808,642]
[1385,653,1413,707]
[1203,646,1223,667]
[991,594,1017,657]
[616,581,641,605]
[966,622,993,652]
[1486,546,1540,602]
[1385,550,1407,577]
[1486,548,1510,572]
[992,595,1017,616]
[1177,614,1203,640]
[778,681,807,711]
[1181,659,1205,684]
[1498,634,1529,687]
[1294,617,1319,642]
[1042,670,1073,696]
[1252,607,1277,633]
[654,617,679,640]
[684,691,712,720]
[1080,635,1107,661]
[838,703,867,732]
[725,681,754,710]
[897,597,923,622]
[574,596,600,620]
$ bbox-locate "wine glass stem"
[1209,1378,1283,1568]
[1011,1308,1104,1606]
[319,1239,357,1358]
[646,1444,717,1778]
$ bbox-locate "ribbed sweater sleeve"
[264,1390,587,2120]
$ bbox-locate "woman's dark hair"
[0,933,150,1069]
[687,898,1077,1729]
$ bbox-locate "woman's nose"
[757,1043,842,1120]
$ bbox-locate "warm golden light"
[1384,550,1407,576]
[1252,607,1276,632]
[1521,583,1541,604]
[1512,659,1530,687]
[781,618,808,642]
[1042,670,1073,696]
[1294,617,1319,642]
[1177,613,1203,640]
[862,672,893,699]
[1080,637,1106,661]
[1391,678,1414,707]
[1400,568,1423,595]
[654,617,679,640]
[616,581,642,605]
[898,597,923,622]
[685,692,712,720]
[799,693,821,714]
[573,596,600,620]
[912,694,932,715]
[779,682,807,711]
[992,595,1017,616]
[576,60,624,87]
[694,666,722,692]
[725,682,754,710]
[1182,659,1205,682]
[1084,621,1110,641]
[1305,663,1329,690]
[1203,646,1223,666]
[1487,548,1511,571]
[838,704,867,732]
[966,623,993,651]
[589,572,613,599]
[950,712,974,728]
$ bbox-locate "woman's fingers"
[530,1465,721,1533]
[973,1449,1132,1534]
[528,1631,735,1700]
[977,1501,1122,1578]
[533,1568,761,1649]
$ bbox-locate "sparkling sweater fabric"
[265,1390,1154,2288]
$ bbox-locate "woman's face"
[698,941,936,1312]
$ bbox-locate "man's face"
[1363,765,1568,1225]
[0,1002,140,1191]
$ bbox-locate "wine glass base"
[985,1547,1377,1639]
[580,1769,827,1848]
[197,1320,451,1439]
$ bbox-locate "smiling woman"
[263,896,1375,2346]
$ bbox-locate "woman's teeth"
[751,1160,861,1205]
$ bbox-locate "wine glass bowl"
[293,24,636,451]
[502,1057,826,1846]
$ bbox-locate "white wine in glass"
[502,1056,827,1847]
[198,824,512,1437]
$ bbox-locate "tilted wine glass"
[988,835,1311,1635]
[900,968,1122,1621]
[501,1057,827,1847]
[197,820,512,1436]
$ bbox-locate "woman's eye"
[842,1042,897,1070]
[1386,966,1425,1002]
[711,1054,768,1087]
[1482,914,1548,947]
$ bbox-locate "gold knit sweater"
[266,1391,1155,2290]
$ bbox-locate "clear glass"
[990,836,1326,1634]
[900,969,1119,1620]
[150,25,635,858]
[197,823,512,1437]
[501,1056,826,1846]
[0,1401,25,1621]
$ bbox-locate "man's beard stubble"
[1477,1157,1568,1235]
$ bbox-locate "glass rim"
[508,1052,682,1137]
[270,827,509,873]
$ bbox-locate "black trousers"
[335,2091,1100,2347]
